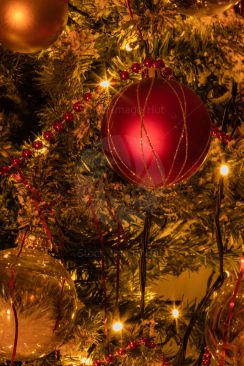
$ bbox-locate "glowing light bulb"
[125,43,132,51]
[172,308,179,319]
[220,164,229,176]
[112,321,123,331]
[100,80,110,88]
[81,357,92,365]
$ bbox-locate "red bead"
[115,347,126,356]
[131,63,142,73]
[211,127,219,137]
[106,354,114,363]
[102,78,211,188]
[163,67,173,76]
[127,341,138,350]
[64,112,74,122]
[139,337,150,345]
[43,131,54,141]
[218,131,226,141]
[33,140,43,150]
[144,57,154,68]
[11,157,21,167]
[0,165,10,175]
[22,149,33,159]
[84,92,92,102]
[153,59,165,68]
[146,341,156,348]
[73,101,83,113]
[120,70,130,81]
[53,120,64,132]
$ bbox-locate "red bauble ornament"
[11,157,21,167]
[102,78,211,188]
[106,354,114,363]
[154,59,165,68]
[116,347,126,356]
[0,165,10,175]
[0,0,68,53]
[84,92,92,102]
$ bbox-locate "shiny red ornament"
[0,0,68,53]
[102,78,211,188]
[73,101,83,113]
[131,63,142,73]
[139,337,150,345]
[33,140,43,150]
[120,70,130,81]
[22,149,32,159]
[64,112,74,123]
[154,59,165,68]
[43,131,54,141]
[53,120,64,132]
[144,58,154,68]
[84,92,92,102]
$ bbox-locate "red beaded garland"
[102,77,211,188]
[120,70,130,81]
[127,341,139,350]
[154,59,165,68]
[201,347,211,366]
[43,131,54,141]
[115,347,126,356]
[22,149,33,159]
[73,101,84,113]
[106,354,114,363]
[33,140,43,150]
[84,92,92,102]
[144,57,154,68]
[54,120,64,132]
[64,112,74,122]
[0,165,11,175]
[11,157,21,167]
[131,63,142,73]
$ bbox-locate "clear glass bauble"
[174,0,239,17]
[0,248,77,361]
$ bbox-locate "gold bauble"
[174,0,239,17]
[0,248,77,361]
[0,0,68,53]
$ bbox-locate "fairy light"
[81,357,92,365]
[220,164,229,176]
[100,80,110,88]
[112,321,123,331]
[172,308,180,319]
[125,43,132,51]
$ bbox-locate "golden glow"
[220,164,229,176]
[81,357,92,365]
[7,4,30,29]
[112,321,123,331]
[100,80,110,88]
[172,308,180,319]
[125,43,132,51]
[225,270,230,278]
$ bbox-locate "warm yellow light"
[112,321,123,331]
[7,5,30,29]
[81,357,92,365]
[172,308,180,319]
[220,164,229,176]
[100,80,110,88]
[125,43,132,51]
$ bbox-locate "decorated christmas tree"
[0,1,243,366]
